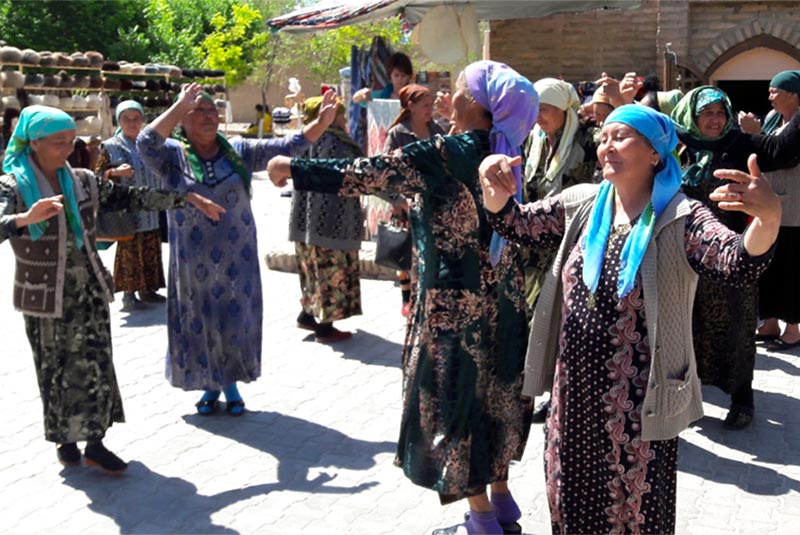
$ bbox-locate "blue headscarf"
[2,105,83,247]
[464,60,539,265]
[582,105,681,299]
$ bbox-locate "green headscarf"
[1,105,84,247]
[671,86,734,187]
[114,99,144,136]
[656,89,683,116]
[172,92,252,196]
[764,70,800,134]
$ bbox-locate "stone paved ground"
[0,179,799,534]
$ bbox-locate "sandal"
[195,399,219,415]
[723,404,754,430]
[226,400,245,416]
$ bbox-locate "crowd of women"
[2,49,799,533]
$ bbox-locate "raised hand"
[710,153,780,224]
[479,154,522,213]
[318,89,339,128]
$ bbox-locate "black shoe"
[121,292,148,311]
[57,442,81,467]
[84,442,128,475]
[138,290,166,303]
[723,404,754,430]
[531,399,551,424]
[297,311,318,331]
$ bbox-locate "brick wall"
[490,0,800,85]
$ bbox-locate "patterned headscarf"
[671,86,733,187]
[172,91,252,196]
[389,84,431,128]
[302,96,360,153]
[2,105,83,247]
[525,78,582,194]
[582,105,682,299]
[464,60,539,265]
[764,70,800,134]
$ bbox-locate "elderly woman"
[291,96,364,342]
[137,84,336,416]
[95,100,166,311]
[383,84,446,316]
[268,61,537,534]
[480,105,779,534]
[751,71,800,348]
[0,106,222,474]
[671,86,800,428]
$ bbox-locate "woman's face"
[597,122,659,187]
[30,129,76,169]
[182,100,219,144]
[536,103,566,135]
[390,68,412,91]
[119,109,144,139]
[592,102,614,126]
[695,101,728,137]
[769,86,800,117]
[408,93,434,123]
[451,83,472,131]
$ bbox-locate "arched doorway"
[709,47,800,118]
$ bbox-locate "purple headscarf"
[464,61,538,265]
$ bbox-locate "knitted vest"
[101,135,160,232]
[2,168,114,318]
[525,183,703,441]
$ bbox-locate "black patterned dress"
[487,195,772,534]
[290,130,532,503]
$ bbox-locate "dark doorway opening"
[717,80,772,120]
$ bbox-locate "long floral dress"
[137,128,309,391]
[487,194,772,534]
[290,130,532,502]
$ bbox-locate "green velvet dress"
[290,130,532,503]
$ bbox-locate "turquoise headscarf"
[582,105,682,299]
[114,99,144,136]
[2,105,83,247]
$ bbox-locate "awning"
[268,0,641,33]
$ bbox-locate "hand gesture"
[737,111,761,134]
[176,82,205,112]
[16,195,64,228]
[479,154,522,213]
[113,163,134,179]
[317,89,339,128]
[710,154,781,225]
[266,155,292,188]
[186,192,226,222]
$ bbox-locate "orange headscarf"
[389,84,431,128]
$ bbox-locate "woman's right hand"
[267,155,293,188]
[479,154,522,213]
[15,195,64,228]
[176,82,205,112]
[112,163,134,179]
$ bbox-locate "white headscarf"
[524,78,581,197]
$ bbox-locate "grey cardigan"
[524,184,703,441]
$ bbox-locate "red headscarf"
[390,84,431,128]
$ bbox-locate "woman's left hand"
[266,155,292,188]
[710,154,781,226]
[186,192,226,222]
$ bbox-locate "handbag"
[375,221,412,271]
[95,210,137,241]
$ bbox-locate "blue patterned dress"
[137,127,309,390]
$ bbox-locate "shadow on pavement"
[118,305,167,328]
[299,329,404,368]
[679,386,800,495]
[61,461,238,534]
[755,349,800,376]
[183,409,394,493]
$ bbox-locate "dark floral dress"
[487,194,772,534]
[290,130,532,503]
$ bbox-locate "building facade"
[490,0,800,116]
